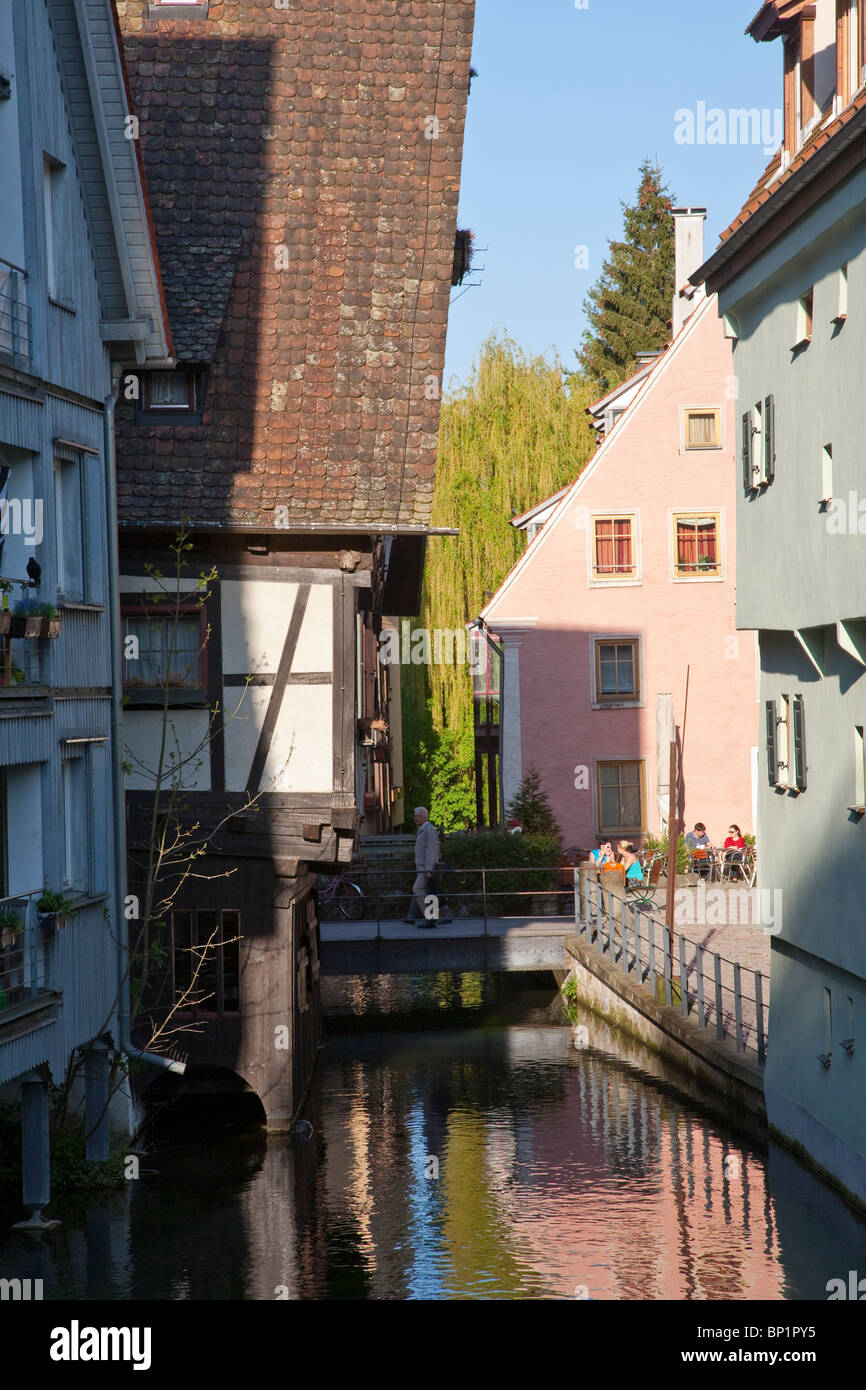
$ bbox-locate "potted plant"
[0,580,13,636]
[10,597,62,639]
[0,906,23,949]
[37,891,77,929]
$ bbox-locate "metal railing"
[577,873,768,1065]
[0,258,32,368]
[319,862,574,936]
[0,889,49,1012]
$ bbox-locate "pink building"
[481,210,758,852]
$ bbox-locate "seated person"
[589,840,615,868]
[617,841,645,884]
[685,822,713,877]
[723,824,746,865]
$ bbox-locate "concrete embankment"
[564,931,766,1125]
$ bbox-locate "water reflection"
[0,975,863,1299]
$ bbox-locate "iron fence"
[0,889,49,1012]
[0,258,32,367]
[577,873,768,1065]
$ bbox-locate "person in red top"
[723,824,746,875]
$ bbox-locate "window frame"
[682,406,722,452]
[595,758,647,837]
[670,509,724,582]
[794,288,814,348]
[588,512,640,587]
[121,597,209,707]
[590,635,643,709]
[171,907,240,1018]
[141,371,199,413]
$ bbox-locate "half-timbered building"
[114,0,475,1125]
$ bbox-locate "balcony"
[0,258,32,369]
[0,890,57,1031]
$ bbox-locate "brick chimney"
[672,207,707,338]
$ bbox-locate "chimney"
[672,207,706,338]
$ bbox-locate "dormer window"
[147,1,209,16]
[142,371,198,411]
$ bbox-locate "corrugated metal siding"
[0,388,44,452]
[54,695,110,737]
[53,610,111,688]
[0,716,52,766]
[0,901,118,1086]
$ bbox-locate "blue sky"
[443,0,782,391]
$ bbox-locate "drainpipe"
[104,364,184,1076]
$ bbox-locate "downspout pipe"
[104,365,185,1076]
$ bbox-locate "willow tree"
[405,333,596,831]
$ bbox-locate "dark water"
[1,973,864,1299]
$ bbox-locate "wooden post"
[663,740,678,982]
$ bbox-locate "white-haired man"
[405,806,451,926]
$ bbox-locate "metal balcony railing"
[0,258,32,368]
[0,889,49,1012]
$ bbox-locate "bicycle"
[316,870,366,920]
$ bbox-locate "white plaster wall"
[221,580,295,675]
[292,583,333,672]
[224,684,333,793]
[123,710,212,791]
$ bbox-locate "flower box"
[9,615,42,639]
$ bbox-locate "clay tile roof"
[113,0,475,532]
[716,90,866,250]
[158,235,243,363]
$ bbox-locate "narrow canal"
[1,972,863,1299]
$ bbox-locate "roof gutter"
[694,103,866,292]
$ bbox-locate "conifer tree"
[505,766,561,844]
[577,159,676,394]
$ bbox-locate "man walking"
[405,806,452,926]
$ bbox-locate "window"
[54,455,85,602]
[673,513,721,578]
[591,515,637,582]
[123,606,206,702]
[172,909,240,1016]
[852,725,865,811]
[142,372,198,411]
[765,699,779,787]
[743,396,775,490]
[791,695,807,791]
[685,408,721,449]
[838,0,852,106]
[769,694,806,791]
[795,289,813,347]
[596,760,646,835]
[834,264,848,324]
[593,638,640,705]
[42,156,66,300]
[821,445,833,505]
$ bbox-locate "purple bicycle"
[317,870,366,920]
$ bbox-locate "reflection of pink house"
[482,209,758,851]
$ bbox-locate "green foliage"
[400,333,596,826]
[37,891,77,918]
[643,832,691,876]
[577,159,676,394]
[13,597,59,618]
[505,766,561,845]
[0,908,22,933]
[443,829,562,914]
